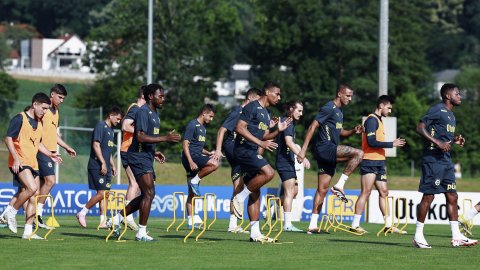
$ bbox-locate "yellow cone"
[46,217,60,227]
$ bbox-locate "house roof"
[434,69,460,82]
[9,49,19,59]
[48,34,84,56]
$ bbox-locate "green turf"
[0,216,477,269]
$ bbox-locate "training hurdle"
[318,197,363,236]
[264,196,283,243]
[166,192,187,232]
[204,193,217,230]
[261,194,277,231]
[31,195,56,240]
[184,196,207,243]
[376,196,408,237]
[105,194,127,242]
[460,198,473,236]
[97,190,117,230]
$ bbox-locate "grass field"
[0,217,478,270]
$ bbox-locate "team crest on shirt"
[106,183,111,188]
[48,162,52,168]
[257,155,263,160]
[434,179,441,186]
[99,178,104,184]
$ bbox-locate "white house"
[214,64,251,108]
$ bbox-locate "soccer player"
[2,93,61,239]
[276,100,310,232]
[460,203,480,236]
[182,104,218,228]
[349,95,406,234]
[36,84,77,229]
[413,83,477,248]
[212,87,262,233]
[296,84,363,234]
[231,81,291,242]
[119,85,146,230]
[110,83,181,241]
[76,106,123,228]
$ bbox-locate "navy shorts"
[37,152,55,178]
[360,160,387,181]
[10,166,39,187]
[419,162,456,194]
[181,153,211,178]
[127,152,156,180]
[235,148,269,184]
[223,140,241,181]
[88,169,112,190]
[120,152,129,168]
[315,142,337,176]
[276,161,297,182]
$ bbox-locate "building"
[214,64,251,108]
[433,69,459,98]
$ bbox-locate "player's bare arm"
[182,140,198,171]
[236,119,276,151]
[92,141,107,175]
[416,122,451,152]
[57,135,76,157]
[122,118,134,133]
[340,124,362,137]
[212,127,227,161]
[297,120,319,163]
[285,135,310,169]
[4,136,22,173]
[453,134,465,147]
[39,142,62,164]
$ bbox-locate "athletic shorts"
[315,142,337,176]
[120,151,129,168]
[10,166,39,187]
[181,153,211,178]
[360,160,387,182]
[88,169,112,190]
[418,162,456,194]
[276,161,297,182]
[37,152,55,177]
[127,152,156,181]
[223,140,241,181]
[235,148,269,184]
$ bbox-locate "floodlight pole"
[147,0,153,84]
[378,0,389,96]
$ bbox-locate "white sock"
[188,215,193,226]
[352,214,362,228]
[335,174,349,189]
[450,221,464,239]
[415,222,426,241]
[229,214,237,229]
[236,187,252,203]
[10,207,18,216]
[80,207,88,216]
[100,215,106,224]
[2,205,14,216]
[385,215,392,228]
[37,203,44,217]
[250,220,261,238]
[137,224,147,237]
[309,214,319,230]
[284,212,292,228]
[190,174,201,185]
[465,207,479,221]
[125,200,134,222]
[113,213,123,226]
[24,224,33,236]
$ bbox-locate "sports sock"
[2,205,14,216]
[80,207,88,216]
[465,207,479,221]
[450,221,464,239]
[138,224,147,237]
[250,220,261,238]
[10,207,18,215]
[124,200,135,222]
[414,221,426,242]
[352,214,362,228]
[309,214,319,230]
[24,224,33,236]
[284,212,292,228]
[37,203,44,217]
[188,215,194,226]
[228,214,237,229]
[334,174,349,189]
[190,175,201,185]
[113,213,123,226]
[100,214,106,225]
[385,215,392,228]
[236,187,252,203]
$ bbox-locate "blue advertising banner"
[0,183,364,222]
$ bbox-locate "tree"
[0,72,18,136]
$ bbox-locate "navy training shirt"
[420,102,456,164]
[88,121,115,170]
[276,116,295,165]
[128,104,161,157]
[235,100,270,151]
[315,101,343,146]
[7,113,39,138]
[221,105,242,142]
[183,119,206,156]
[124,104,140,121]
